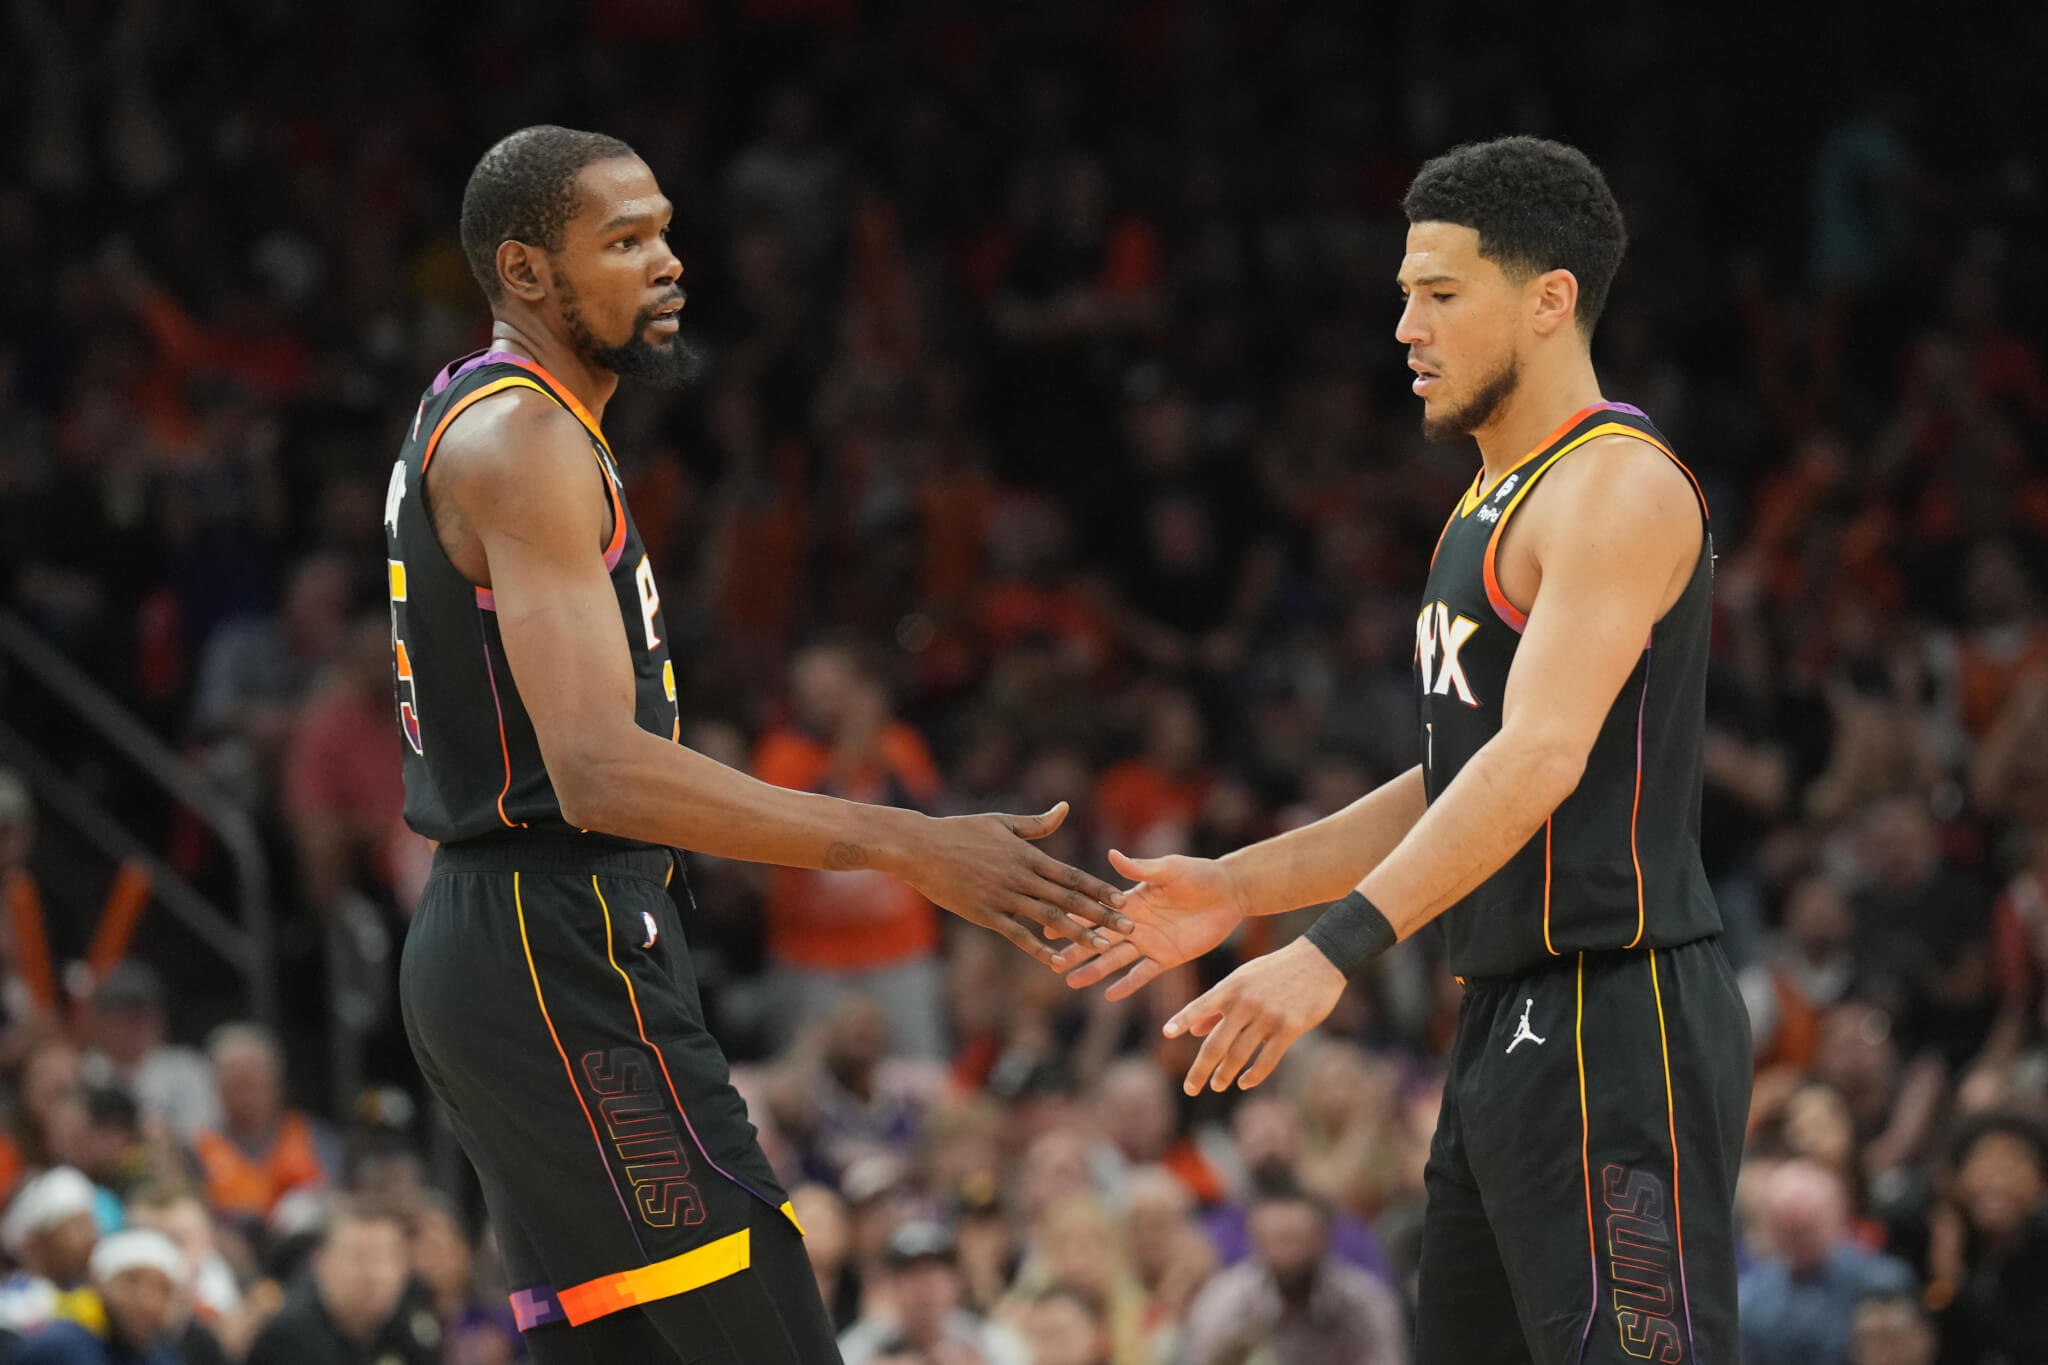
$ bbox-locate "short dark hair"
[1402,136,1628,337]
[1947,1108,2048,1177]
[322,1193,411,1243]
[460,125,638,304]
[1249,1167,1332,1224]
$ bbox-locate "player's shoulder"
[433,381,585,475]
[1539,430,1698,529]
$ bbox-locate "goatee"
[561,285,703,390]
[1421,353,1520,443]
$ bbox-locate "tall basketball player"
[1058,137,1749,1364]
[388,126,1130,1365]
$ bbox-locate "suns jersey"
[1417,402,1721,979]
[383,350,681,846]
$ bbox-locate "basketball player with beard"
[1060,137,1750,1364]
[387,126,1131,1364]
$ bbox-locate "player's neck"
[1470,354,1605,486]
[485,320,619,424]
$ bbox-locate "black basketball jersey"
[1416,402,1720,978]
[383,350,680,846]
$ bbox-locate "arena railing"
[0,612,276,1029]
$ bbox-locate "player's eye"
[616,236,637,250]
[1433,292,1453,302]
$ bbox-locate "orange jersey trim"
[420,366,627,567]
[419,375,546,476]
[1478,422,1686,633]
[1457,404,1616,517]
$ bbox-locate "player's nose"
[1394,297,1427,346]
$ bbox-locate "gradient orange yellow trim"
[556,1228,753,1326]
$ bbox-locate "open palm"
[1057,850,1249,1000]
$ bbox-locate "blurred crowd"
[3,1,2048,1362]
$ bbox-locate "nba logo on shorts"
[640,911,659,949]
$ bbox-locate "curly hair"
[1402,136,1627,337]
[459,125,637,304]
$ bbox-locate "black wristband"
[1303,890,1397,978]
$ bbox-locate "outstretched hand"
[903,802,1134,967]
[1052,849,1249,998]
[1162,938,1347,1094]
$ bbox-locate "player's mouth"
[1409,359,1441,396]
[647,296,684,334]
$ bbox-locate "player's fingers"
[1181,1011,1247,1096]
[1207,1016,1269,1092]
[1066,940,1143,990]
[1235,1030,1300,1091]
[988,912,1061,967]
[1165,980,1231,1039]
[1003,884,1118,951]
[1103,954,1171,1002]
[1048,932,1110,971]
[1027,850,1132,925]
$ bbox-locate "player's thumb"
[1009,802,1069,840]
[1107,848,1168,884]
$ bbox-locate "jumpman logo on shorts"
[1506,998,1546,1053]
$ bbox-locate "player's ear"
[1529,267,1580,339]
[496,240,550,305]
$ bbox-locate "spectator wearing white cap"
[0,1167,104,1340]
[12,1227,187,1364]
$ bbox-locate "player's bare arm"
[1167,434,1704,1092]
[1053,765,1428,998]
[426,388,1129,964]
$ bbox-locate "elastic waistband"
[432,832,675,885]
[1457,934,1720,991]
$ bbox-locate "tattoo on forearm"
[824,842,868,870]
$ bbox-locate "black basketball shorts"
[1413,937,1752,1365]
[400,835,840,1364]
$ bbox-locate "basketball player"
[1058,137,1749,1364]
[388,126,1130,1365]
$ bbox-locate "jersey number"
[385,461,424,754]
[1416,601,1480,706]
[389,559,423,755]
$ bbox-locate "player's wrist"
[850,804,920,880]
[1214,849,1265,920]
[1302,890,1398,979]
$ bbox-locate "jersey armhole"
[1479,426,1706,634]
[418,376,627,583]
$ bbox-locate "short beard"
[1421,352,1520,443]
[559,278,702,390]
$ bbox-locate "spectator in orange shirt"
[1095,690,1211,856]
[190,1025,337,1231]
[754,643,948,1057]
